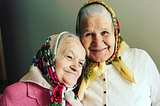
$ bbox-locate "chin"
[89,54,109,62]
[65,84,75,88]
[64,81,76,88]
[91,55,112,62]
[90,56,106,62]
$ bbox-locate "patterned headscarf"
[20,31,82,106]
[76,0,135,100]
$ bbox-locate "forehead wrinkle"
[66,48,85,60]
[80,59,85,62]
[65,49,74,55]
[83,21,111,33]
[81,14,113,32]
[57,40,71,56]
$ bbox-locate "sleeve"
[0,82,27,106]
[0,86,10,106]
[146,52,160,106]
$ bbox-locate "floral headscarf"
[76,0,135,100]
[20,31,83,106]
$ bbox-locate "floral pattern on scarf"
[31,36,66,106]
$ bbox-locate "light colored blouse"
[81,48,160,106]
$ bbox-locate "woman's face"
[55,37,86,88]
[80,14,115,62]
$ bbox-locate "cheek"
[55,66,61,78]
[104,36,115,46]
[55,61,63,75]
[78,69,82,77]
[82,38,91,50]
[75,71,82,81]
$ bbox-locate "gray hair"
[55,31,86,72]
[76,4,114,37]
[81,4,110,18]
[55,31,80,56]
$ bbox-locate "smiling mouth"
[90,47,108,52]
[65,70,76,75]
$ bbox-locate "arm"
[146,53,160,106]
[0,82,28,106]
[149,66,160,106]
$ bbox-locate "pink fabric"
[0,82,50,106]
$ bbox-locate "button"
[104,91,106,94]
[103,78,105,81]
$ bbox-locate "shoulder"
[2,81,49,98]
[4,81,27,92]
[2,82,28,99]
[122,48,150,61]
[3,81,49,94]
[0,82,28,106]
[124,48,148,56]
[122,48,158,74]
[1,82,50,106]
[121,48,157,71]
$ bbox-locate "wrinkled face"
[80,14,115,62]
[55,37,86,88]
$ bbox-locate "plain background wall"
[0,0,160,85]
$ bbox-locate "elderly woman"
[76,0,160,106]
[0,31,85,106]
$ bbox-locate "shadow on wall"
[0,0,160,86]
[0,0,81,85]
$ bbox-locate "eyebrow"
[68,50,74,55]
[80,59,85,62]
[65,50,75,57]
[101,27,109,30]
[81,28,90,34]
[68,50,85,61]
[82,26,109,32]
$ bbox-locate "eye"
[78,62,84,67]
[101,31,109,36]
[85,33,94,37]
[67,55,72,60]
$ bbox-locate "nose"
[92,34,103,47]
[70,62,79,72]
